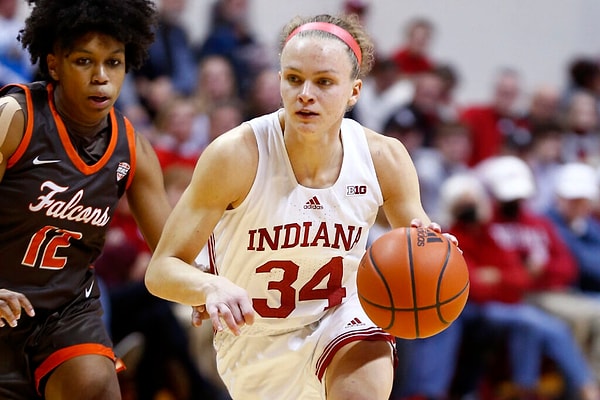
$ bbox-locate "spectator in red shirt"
[152,96,205,170]
[395,172,599,400]
[342,0,370,27]
[478,155,600,383]
[460,68,528,166]
[390,17,436,77]
[476,155,577,290]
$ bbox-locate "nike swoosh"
[85,280,95,298]
[33,156,61,165]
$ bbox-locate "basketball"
[357,226,469,339]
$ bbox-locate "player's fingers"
[0,291,34,327]
[206,303,224,332]
[443,233,462,253]
[409,218,423,228]
[19,297,35,317]
[207,303,242,335]
[238,302,255,326]
[0,303,19,327]
[191,306,205,327]
[427,222,442,233]
[220,304,243,335]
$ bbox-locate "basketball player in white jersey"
[146,13,452,400]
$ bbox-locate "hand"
[202,275,255,336]
[410,218,461,253]
[0,289,35,328]
[191,305,209,327]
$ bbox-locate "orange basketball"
[357,226,469,339]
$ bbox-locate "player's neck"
[53,91,108,139]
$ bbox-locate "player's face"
[47,32,126,125]
[279,36,361,137]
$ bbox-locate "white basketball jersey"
[209,110,383,334]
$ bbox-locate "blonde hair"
[279,14,375,78]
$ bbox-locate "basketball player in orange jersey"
[0,1,172,399]
[146,13,455,400]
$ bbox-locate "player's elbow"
[143,260,163,296]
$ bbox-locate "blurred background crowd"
[4,0,600,399]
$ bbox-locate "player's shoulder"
[0,93,27,161]
[210,122,256,153]
[199,122,258,168]
[364,126,410,162]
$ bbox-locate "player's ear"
[347,79,362,108]
[46,54,59,81]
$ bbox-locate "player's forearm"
[145,257,213,306]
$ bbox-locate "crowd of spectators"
[359,4,600,400]
[350,2,600,400]
[5,0,600,399]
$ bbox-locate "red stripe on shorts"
[315,328,395,381]
[34,343,116,394]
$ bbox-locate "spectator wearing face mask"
[478,155,600,386]
[394,173,600,400]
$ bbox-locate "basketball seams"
[357,227,469,339]
[406,227,421,338]
[366,245,396,330]
[436,237,453,325]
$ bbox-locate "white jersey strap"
[0,96,22,164]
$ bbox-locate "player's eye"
[107,59,123,67]
[317,78,333,86]
[286,74,302,84]
[75,58,91,66]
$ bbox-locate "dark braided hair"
[19,0,157,80]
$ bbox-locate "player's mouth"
[296,109,318,117]
[88,95,111,108]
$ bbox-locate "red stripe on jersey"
[208,233,217,275]
[124,117,136,190]
[34,343,116,394]
[6,83,35,169]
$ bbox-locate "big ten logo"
[417,227,443,247]
[346,185,367,196]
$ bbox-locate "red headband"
[285,22,362,65]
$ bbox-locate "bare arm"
[0,96,25,182]
[0,96,35,327]
[366,128,431,229]
[145,124,257,334]
[126,133,172,251]
[367,128,460,249]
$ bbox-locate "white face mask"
[570,217,588,236]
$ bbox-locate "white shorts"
[214,292,395,400]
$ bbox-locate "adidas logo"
[304,196,324,210]
[345,317,365,328]
[416,227,444,247]
[426,231,443,243]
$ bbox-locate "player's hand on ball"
[204,275,255,336]
[358,226,469,338]
[411,218,461,253]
